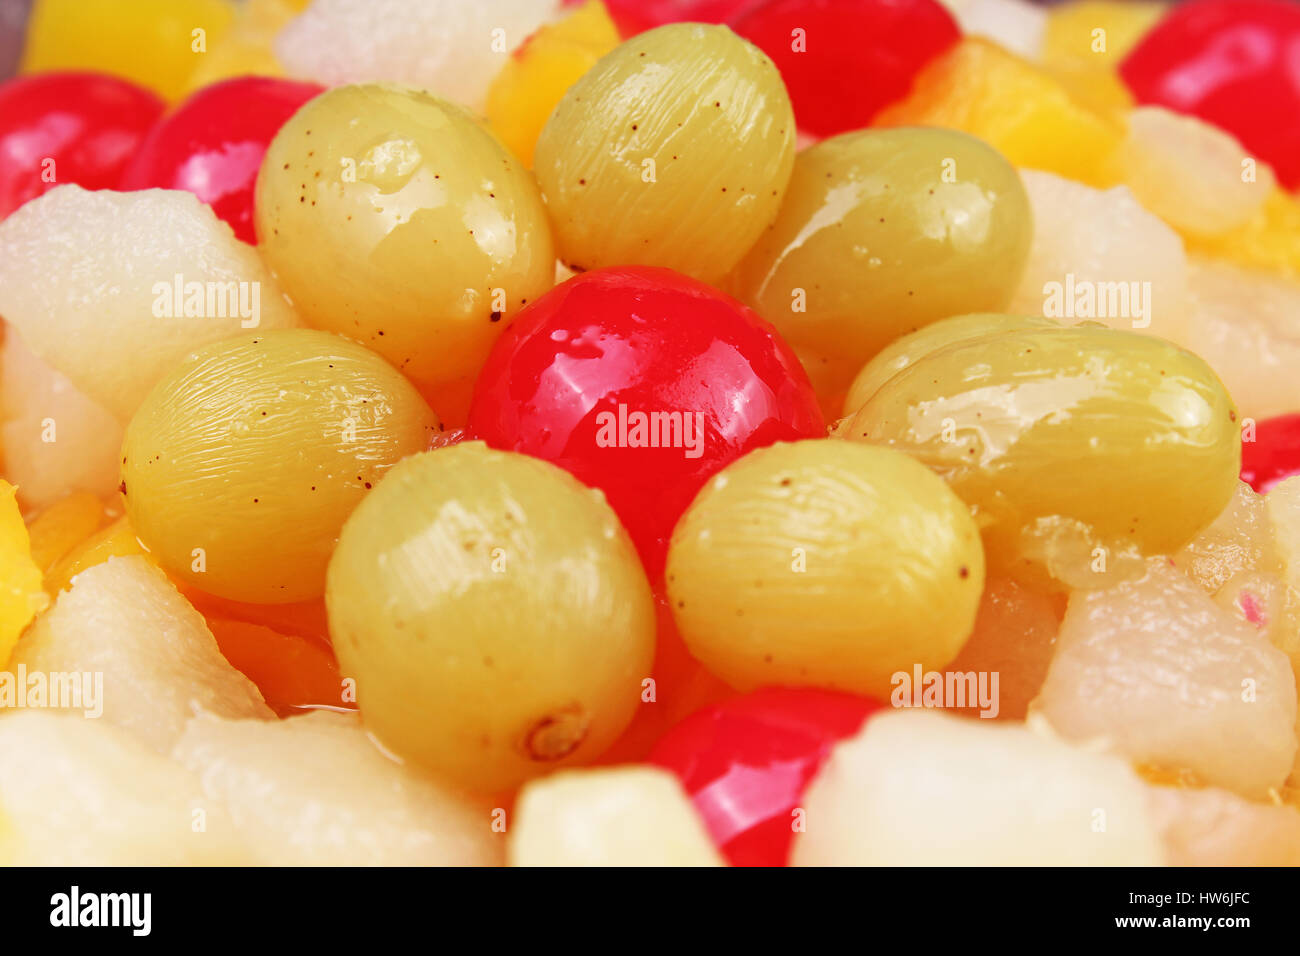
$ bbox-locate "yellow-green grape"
[730,127,1032,368]
[839,324,1241,580]
[841,313,1060,419]
[326,442,656,792]
[122,329,439,604]
[666,439,984,699]
[255,83,555,395]
[533,23,795,284]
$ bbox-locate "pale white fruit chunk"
[0,711,249,865]
[790,710,1163,866]
[1,326,122,511]
[9,556,271,753]
[1265,477,1300,670]
[0,186,299,422]
[1034,559,1297,797]
[173,710,501,866]
[509,766,724,867]
[938,0,1046,60]
[1147,784,1300,866]
[1175,481,1279,596]
[1164,257,1300,421]
[1268,477,1300,598]
[1117,107,1275,237]
[1009,169,1189,341]
[275,0,559,112]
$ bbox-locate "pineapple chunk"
[0,711,249,865]
[173,711,501,866]
[510,767,723,867]
[0,186,298,422]
[791,710,1164,865]
[9,556,270,752]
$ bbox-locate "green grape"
[121,329,439,604]
[842,312,1060,418]
[730,127,1032,367]
[255,83,555,397]
[666,439,984,698]
[326,442,656,793]
[839,323,1241,579]
[534,23,795,284]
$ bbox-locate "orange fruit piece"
[874,37,1124,188]
[206,618,351,717]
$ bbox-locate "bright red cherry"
[1120,0,1300,190]
[649,687,882,866]
[119,76,324,243]
[466,266,825,578]
[601,0,766,36]
[0,71,164,219]
[731,0,961,137]
[1241,413,1300,493]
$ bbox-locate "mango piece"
[486,0,621,166]
[875,37,1124,188]
[0,481,50,667]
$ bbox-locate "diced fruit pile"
[1,0,1300,867]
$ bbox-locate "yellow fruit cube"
[44,517,149,598]
[486,0,621,167]
[21,0,237,101]
[0,481,49,668]
[24,492,108,574]
[1041,1,1167,117]
[1186,190,1300,281]
[181,0,300,94]
[874,37,1124,188]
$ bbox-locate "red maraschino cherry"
[466,266,825,578]
[649,687,882,866]
[731,0,961,136]
[601,0,766,36]
[1241,413,1300,493]
[1120,0,1300,189]
[0,71,164,219]
[119,75,324,242]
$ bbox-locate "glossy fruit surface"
[1120,0,1300,190]
[467,266,825,576]
[533,22,795,283]
[732,0,960,136]
[839,321,1241,584]
[649,687,880,866]
[667,439,983,695]
[0,72,164,219]
[120,76,323,243]
[842,312,1058,420]
[121,329,439,604]
[1242,414,1300,494]
[255,82,554,395]
[326,442,656,792]
[731,127,1032,369]
[485,0,621,167]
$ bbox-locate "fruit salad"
[1,0,1299,872]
